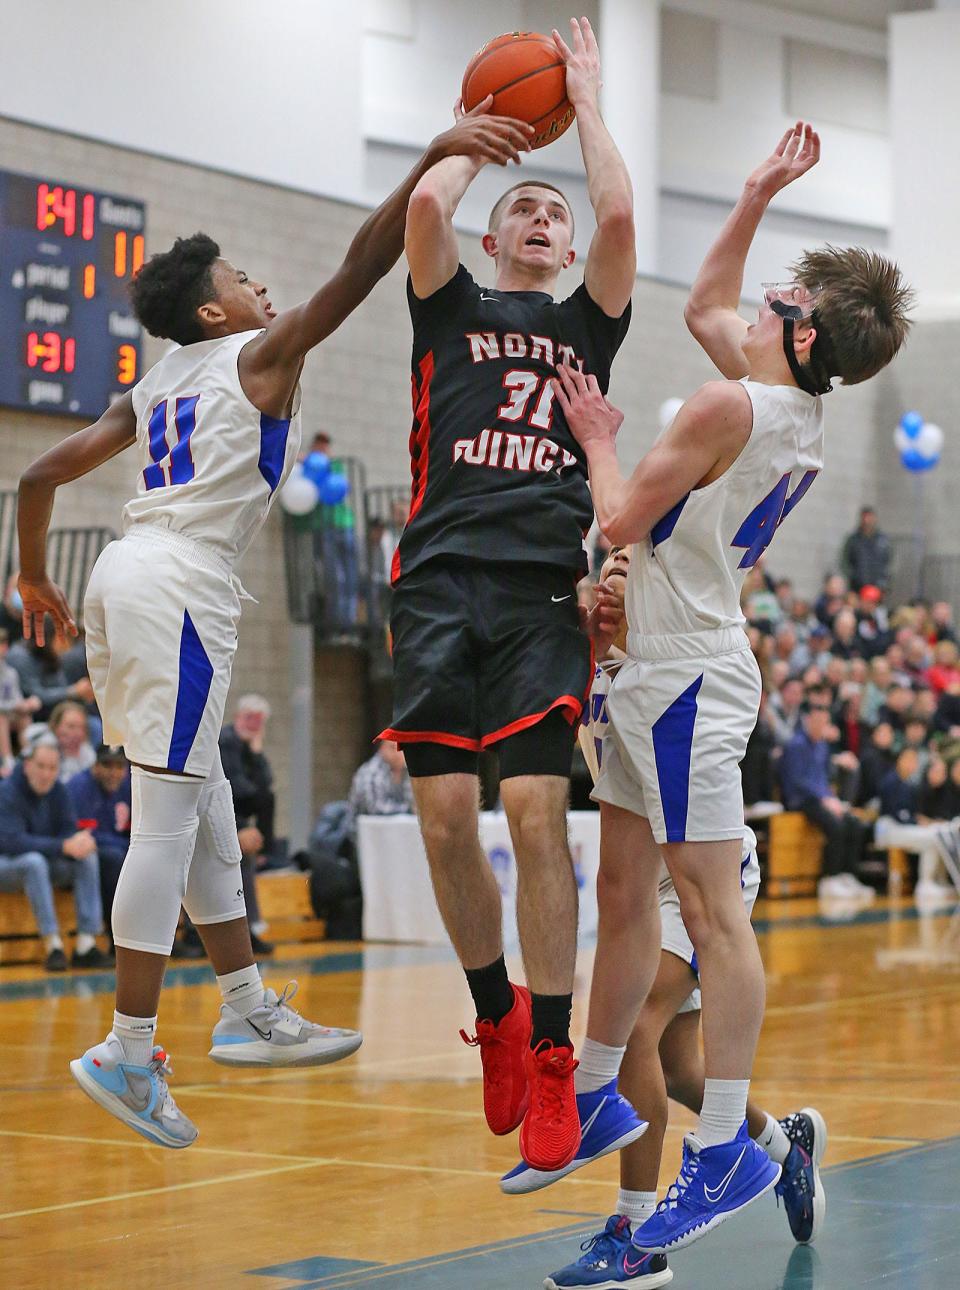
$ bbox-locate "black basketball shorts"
[380,558,593,762]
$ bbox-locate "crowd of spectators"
[742,507,960,902]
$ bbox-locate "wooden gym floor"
[1,896,959,1289]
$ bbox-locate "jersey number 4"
[731,469,818,569]
[143,396,201,490]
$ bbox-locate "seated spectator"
[6,636,95,722]
[830,609,861,660]
[931,600,957,645]
[878,748,920,823]
[878,682,914,733]
[824,656,850,694]
[834,683,866,758]
[925,640,960,696]
[49,700,96,781]
[807,624,833,669]
[0,572,23,644]
[789,597,815,636]
[934,680,960,738]
[772,622,809,672]
[0,736,109,970]
[742,693,777,806]
[1,626,42,774]
[219,694,277,956]
[769,675,805,746]
[774,578,795,619]
[902,717,931,773]
[854,585,890,658]
[850,657,869,686]
[780,702,873,900]
[307,744,415,941]
[885,642,913,689]
[814,573,849,627]
[769,659,790,692]
[67,744,131,948]
[856,721,897,807]
[904,635,932,685]
[911,687,938,726]
[918,756,960,823]
[863,656,892,725]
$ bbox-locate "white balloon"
[659,397,685,431]
[894,424,912,454]
[279,469,319,515]
[915,421,944,460]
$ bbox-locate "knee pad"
[111,768,203,956]
[182,773,246,926]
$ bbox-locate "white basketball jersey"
[124,330,302,564]
[627,379,823,643]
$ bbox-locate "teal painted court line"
[244,1136,960,1289]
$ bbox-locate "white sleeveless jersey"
[626,379,823,644]
[123,330,302,565]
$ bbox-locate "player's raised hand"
[746,121,820,198]
[18,574,77,647]
[552,17,601,109]
[432,97,534,167]
[552,362,624,450]
[580,579,623,652]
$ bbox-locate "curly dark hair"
[130,233,221,345]
[792,245,914,386]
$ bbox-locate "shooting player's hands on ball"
[552,362,624,451]
[18,574,77,647]
[552,16,601,109]
[434,97,534,167]
[746,121,820,199]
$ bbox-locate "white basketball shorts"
[593,633,761,846]
[84,525,241,778]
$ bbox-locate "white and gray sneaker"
[208,981,362,1068]
[70,1034,199,1149]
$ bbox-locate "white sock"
[217,964,265,1016]
[754,1112,791,1164]
[112,1010,157,1066]
[696,1077,750,1147]
[574,1037,627,1094]
[44,934,64,952]
[617,1188,657,1227]
[75,932,96,955]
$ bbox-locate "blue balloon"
[901,447,938,472]
[302,451,330,485]
[319,473,349,505]
[899,411,924,440]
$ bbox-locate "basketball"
[462,31,575,151]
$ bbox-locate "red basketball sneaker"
[519,1040,581,1171]
[460,983,532,1135]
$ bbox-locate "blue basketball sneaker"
[775,1108,827,1243]
[501,1078,647,1195]
[70,1033,198,1149]
[631,1120,780,1253]
[544,1216,673,1288]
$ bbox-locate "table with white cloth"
[357,811,601,946]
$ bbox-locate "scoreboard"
[0,169,145,419]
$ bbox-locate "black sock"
[531,992,573,1049]
[465,955,514,1025]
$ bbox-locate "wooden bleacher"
[0,871,325,967]
[766,811,825,897]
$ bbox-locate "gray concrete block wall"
[0,114,933,830]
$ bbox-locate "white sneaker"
[914,879,957,904]
[818,875,853,899]
[70,1034,198,1149]
[208,981,362,1068]
[834,873,875,899]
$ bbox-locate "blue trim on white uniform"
[167,609,214,772]
[258,413,292,492]
[650,493,690,548]
[651,674,703,842]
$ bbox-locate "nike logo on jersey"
[703,1146,747,1203]
[480,294,499,301]
[551,594,572,603]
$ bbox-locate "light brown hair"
[792,245,914,385]
[488,181,574,235]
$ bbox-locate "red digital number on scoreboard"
[26,332,77,374]
[36,184,95,240]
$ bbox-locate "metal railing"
[46,526,116,623]
[0,489,16,592]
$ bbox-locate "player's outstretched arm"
[552,364,750,545]
[554,17,635,318]
[17,393,138,645]
[242,101,533,392]
[405,99,534,298]
[685,122,820,378]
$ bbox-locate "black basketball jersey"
[392,264,631,583]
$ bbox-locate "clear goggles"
[761,281,822,322]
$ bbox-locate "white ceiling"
[756,0,931,30]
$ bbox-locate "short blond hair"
[792,245,914,385]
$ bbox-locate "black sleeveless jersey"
[392,264,631,583]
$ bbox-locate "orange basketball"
[462,31,574,151]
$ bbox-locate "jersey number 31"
[143,396,200,491]
[731,469,817,569]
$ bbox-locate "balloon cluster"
[279,451,351,514]
[894,411,944,473]
[658,397,685,432]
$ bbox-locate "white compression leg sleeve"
[111,768,203,955]
[182,748,246,926]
